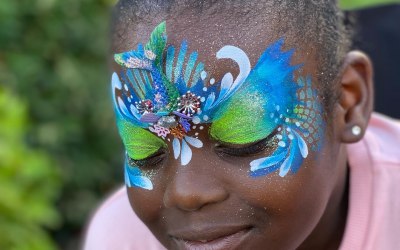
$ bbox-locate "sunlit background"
[0,0,399,249]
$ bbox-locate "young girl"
[84,1,400,249]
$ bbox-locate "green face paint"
[117,119,167,160]
[210,91,276,145]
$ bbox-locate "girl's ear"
[337,51,374,143]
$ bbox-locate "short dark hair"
[111,0,351,113]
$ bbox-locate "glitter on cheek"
[141,167,162,184]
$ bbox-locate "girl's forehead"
[114,17,319,81]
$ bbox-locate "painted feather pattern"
[112,21,324,190]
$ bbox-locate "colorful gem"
[135,99,154,114]
[170,125,186,139]
[126,57,152,69]
[179,118,191,132]
[157,115,178,128]
[149,124,170,139]
[140,113,160,123]
[177,91,201,117]
[144,50,156,60]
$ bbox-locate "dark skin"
[113,12,374,250]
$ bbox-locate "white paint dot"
[201,71,207,80]
[210,78,215,85]
[288,134,294,140]
[277,134,283,140]
[278,141,286,147]
[276,105,280,111]
[286,127,291,132]
[203,87,208,92]
[192,126,197,129]
[285,118,290,122]
[203,115,209,121]
[124,84,129,91]
[200,97,206,102]
[192,116,201,124]
[295,122,301,127]
[278,127,282,131]
[199,126,204,130]
[195,132,199,136]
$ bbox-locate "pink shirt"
[84,113,400,250]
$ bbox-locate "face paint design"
[112,21,324,190]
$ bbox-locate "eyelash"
[127,150,167,169]
[127,133,277,167]
[214,135,277,157]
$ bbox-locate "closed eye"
[127,149,168,169]
[214,131,277,157]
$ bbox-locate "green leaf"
[339,0,400,10]
[145,21,167,67]
[0,87,60,250]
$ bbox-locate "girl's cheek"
[128,185,165,223]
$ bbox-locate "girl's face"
[112,17,348,250]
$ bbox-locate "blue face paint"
[112,21,324,190]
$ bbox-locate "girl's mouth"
[170,226,252,250]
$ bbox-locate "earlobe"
[338,51,374,143]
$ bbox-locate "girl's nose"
[163,165,229,211]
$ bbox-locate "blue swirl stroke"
[124,158,153,190]
[250,126,309,178]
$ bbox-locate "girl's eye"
[128,149,167,169]
[214,133,277,157]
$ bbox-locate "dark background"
[351,5,400,119]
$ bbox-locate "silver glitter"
[157,116,178,128]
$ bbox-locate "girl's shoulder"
[342,112,400,250]
[83,186,165,250]
[365,112,400,164]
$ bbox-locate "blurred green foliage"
[0,88,60,250]
[0,0,120,249]
[1,0,397,249]
[340,0,400,9]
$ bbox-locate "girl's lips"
[171,227,252,250]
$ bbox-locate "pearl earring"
[352,125,362,136]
